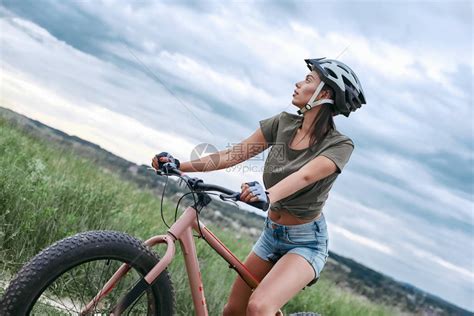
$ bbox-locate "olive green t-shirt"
[259,111,354,220]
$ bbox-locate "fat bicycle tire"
[0,230,175,315]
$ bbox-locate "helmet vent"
[342,76,356,91]
[326,68,338,79]
[337,64,350,74]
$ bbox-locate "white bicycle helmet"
[297,58,366,117]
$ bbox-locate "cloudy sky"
[0,0,472,311]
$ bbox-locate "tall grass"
[0,119,396,315]
[0,119,170,268]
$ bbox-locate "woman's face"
[292,70,322,107]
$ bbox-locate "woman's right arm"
[179,128,269,172]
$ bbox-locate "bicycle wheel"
[0,230,175,315]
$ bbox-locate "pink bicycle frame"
[81,205,261,315]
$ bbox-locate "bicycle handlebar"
[192,178,235,195]
[156,164,262,209]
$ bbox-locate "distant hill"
[0,106,470,316]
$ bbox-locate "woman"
[152,58,366,315]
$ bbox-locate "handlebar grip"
[219,192,240,201]
[246,200,269,211]
[219,192,268,211]
[161,162,181,175]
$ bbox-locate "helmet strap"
[297,81,334,115]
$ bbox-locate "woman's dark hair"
[308,85,336,148]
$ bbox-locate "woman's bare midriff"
[269,208,321,225]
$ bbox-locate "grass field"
[0,118,396,315]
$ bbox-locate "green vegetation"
[0,118,395,315]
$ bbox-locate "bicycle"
[0,164,320,315]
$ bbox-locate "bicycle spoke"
[91,260,104,313]
[43,282,77,313]
[37,292,75,314]
[82,260,100,314]
[94,259,115,313]
[60,271,80,312]
[50,260,148,314]
[69,267,87,310]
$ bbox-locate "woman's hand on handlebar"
[240,181,270,212]
[152,152,181,173]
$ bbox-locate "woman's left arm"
[266,156,337,204]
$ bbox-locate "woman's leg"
[223,251,274,316]
[246,253,316,316]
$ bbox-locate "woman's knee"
[223,303,246,316]
[246,298,276,316]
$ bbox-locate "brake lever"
[219,192,241,201]
[147,166,164,175]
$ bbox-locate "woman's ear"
[319,89,331,100]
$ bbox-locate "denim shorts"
[252,213,329,286]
